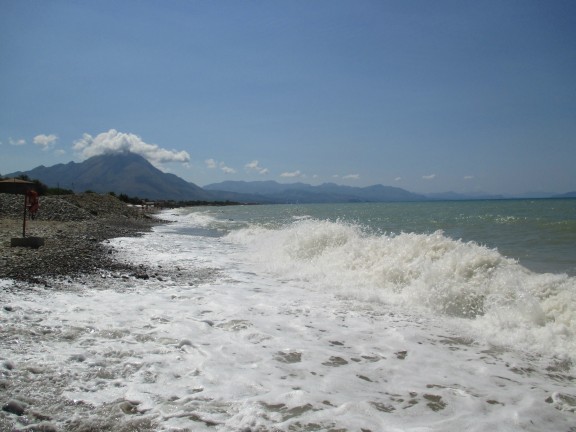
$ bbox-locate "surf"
[224,216,576,361]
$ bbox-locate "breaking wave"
[225,217,576,359]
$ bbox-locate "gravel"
[0,193,166,285]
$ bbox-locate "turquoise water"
[196,199,576,276]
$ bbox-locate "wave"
[225,217,576,360]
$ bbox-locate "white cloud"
[464,175,474,180]
[245,160,269,175]
[423,174,436,180]
[73,129,190,165]
[55,149,66,156]
[33,134,58,150]
[205,158,237,174]
[9,137,26,146]
[343,174,360,180]
[220,162,236,174]
[395,177,402,182]
[281,170,302,178]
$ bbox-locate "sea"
[2,199,576,431]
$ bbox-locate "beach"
[1,199,576,431]
[0,193,163,285]
[1,193,170,431]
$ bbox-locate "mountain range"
[7,152,212,201]
[203,180,427,203]
[5,152,574,202]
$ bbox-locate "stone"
[119,400,140,414]
[69,354,87,362]
[10,237,45,248]
[2,399,27,416]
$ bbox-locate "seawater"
[205,199,576,275]
[1,199,576,431]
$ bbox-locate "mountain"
[7,152,213,201]
[204,180,426,203]
[10,154,568,203]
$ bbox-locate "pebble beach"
[1,193,172,431]
[0,193,164,285]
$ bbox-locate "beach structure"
[0,177,37,195]
[2,179,45,247]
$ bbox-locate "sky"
[1,0,575,195]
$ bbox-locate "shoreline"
[0,193,169,286]
[2,200,576,431]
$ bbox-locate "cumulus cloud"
[73,129,190,165]
[343,174,360,180]
[245,160,269,175]
[9,137,26,146]
[280,170,302,178]
[205,158,236,174]
[205,159,217,169]
[34,134,58,150]
[423,174,436,180]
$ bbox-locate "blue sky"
[1,0,575,195]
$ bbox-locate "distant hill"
[204,180,427,203]
[7,152,213,201]
[8,153,569,203]
[554,191,576,198]
[424,191,506,200]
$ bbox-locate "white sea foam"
[225,217,576,360]
[1,208,575,431]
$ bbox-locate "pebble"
[118,400,140,415]
[69,354,87,362]
[21,422,58,432]
[178,339,194,348]
[2,399,27,416]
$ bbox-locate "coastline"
[0,195,174,432]
[0,193,167,286]
[2,200,576,431]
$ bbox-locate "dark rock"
[2,399,27,415]
[69,354,87,362]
